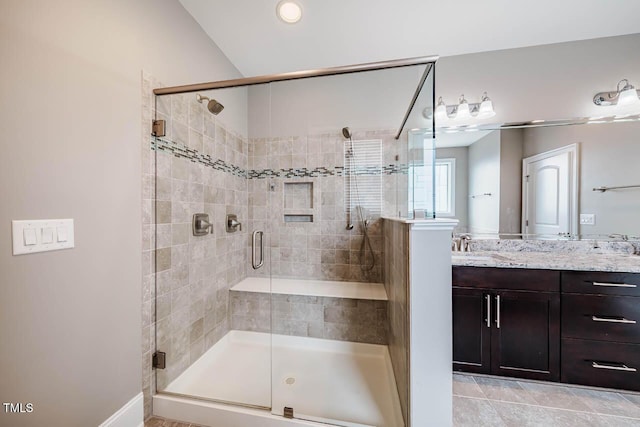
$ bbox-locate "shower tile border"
[152,136,409,180]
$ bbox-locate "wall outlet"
[580,214,595,225]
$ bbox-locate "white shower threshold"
[154,330,405,427]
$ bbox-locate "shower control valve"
[193,213,213,236]
[226,214,242,233]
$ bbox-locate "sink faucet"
[460,234,471,252]
[452,234,472,252]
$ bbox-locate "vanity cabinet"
[452,266,561,381]
[561,271,640,391]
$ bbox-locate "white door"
[522,144,578,238]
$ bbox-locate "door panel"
[525,152,570,236]
[452,288,491,373]
[491,290,560,381]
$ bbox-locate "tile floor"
[454,373,640,426]
[146,373,640,427]
[144,416,201,427]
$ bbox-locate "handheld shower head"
[196,94,225,115]
[342,127,352,139]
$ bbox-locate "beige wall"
[0,1,243,426]
[468,131,501,234]
[499,129,524,235]
[437,34,640,124]
[466,130,523,235]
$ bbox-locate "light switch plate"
[580,214,596,225]
[12,219,74,255]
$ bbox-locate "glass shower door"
[266,62,434,427]
[152,85,273,410]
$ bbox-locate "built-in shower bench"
[229,277,388,344]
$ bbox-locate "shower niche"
[283,182,314,222]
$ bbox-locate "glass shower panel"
[152,84,272,409]
[266,64,432,427]
[404,70,436,219]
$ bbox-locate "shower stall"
[143,56,437,427]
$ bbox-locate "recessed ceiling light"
[277,1,302,24]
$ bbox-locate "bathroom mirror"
[432,118,640,240]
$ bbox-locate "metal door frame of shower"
[152,55,438,140]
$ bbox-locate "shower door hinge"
[283,407,294,419]
[152,119,166,137]
[152,351,166,370]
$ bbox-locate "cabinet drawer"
[562,271,640,296]
[562,338,640,391]
[453,266,559,292]
[562,294,640,343]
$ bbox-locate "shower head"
[196,94,225,115]
[342,127,352,139]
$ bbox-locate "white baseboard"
[99,392,144,427]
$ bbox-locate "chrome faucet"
[460,234,472,252]
[452,234,472,252]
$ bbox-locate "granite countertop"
[451,251,640,273]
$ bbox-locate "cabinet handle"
[592,361,637,372]
[495,295,501,329]
[592,315,637,324]
[592,281,637,288]
[485,294,491,328]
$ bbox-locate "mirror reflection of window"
[435,159,455,216]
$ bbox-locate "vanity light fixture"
[276,0,302,24]
[593,79,640,116]
[434,92,497,122]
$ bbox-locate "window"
[435,158,455,216]
[344,139,382,217]
[408,157,455,217]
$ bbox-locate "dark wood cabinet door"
[452,287,491,374]
[491,290,560,381]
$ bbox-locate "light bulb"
[616,84,640,117]
[618,83,640,107]
[455,95,471,121]
[477,92,496,118]
[434,97,448,121]
[277,1,302,23]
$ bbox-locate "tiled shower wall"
[383,218,410,424]
[247,130,408,283]
[230,290,388,344]
[141,72,249,418]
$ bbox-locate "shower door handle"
[252,230,264,270]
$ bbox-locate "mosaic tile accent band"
[151,137,409,179]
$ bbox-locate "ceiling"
[179,0,640,77]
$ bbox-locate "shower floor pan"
[155,330,404,427]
